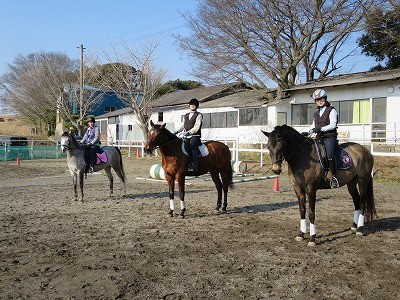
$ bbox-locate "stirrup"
[187,163,197,172]
[89,166,94,173]
[331,177,339,188]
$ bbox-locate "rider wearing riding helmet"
[81,116,101,173]
[309,89,339,188]
[175,98,203,172]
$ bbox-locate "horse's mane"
[277,125,307,143]
[155,124,180,141]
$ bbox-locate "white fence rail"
[113,132,400,168]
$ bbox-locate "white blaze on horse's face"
[60,136,69,153]
[145,128,159,154]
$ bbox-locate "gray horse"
[60,132,126,202]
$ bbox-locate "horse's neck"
[284,134,310,162]
[159,138,181,156]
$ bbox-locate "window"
[338,101,353,124]
[158,112,163,123]
[100,120,107,134]
[291,103,314,125]
[202,111,238,128]
[292,100,372,125]
[352,100,371,124]
[105,106,116,113]
[239,107,268,126]
[108,117,117,124]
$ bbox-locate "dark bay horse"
[145,121,233,218]
[60,132,126,202]
[262,125,376,246]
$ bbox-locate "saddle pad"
[314,141,352,170]
[335,146,352,170]
[96,151,108,164]
[181,142,209,157]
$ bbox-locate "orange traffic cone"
[273,176,280,192]
[136,149,141,158]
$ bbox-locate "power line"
[86,11,194,48]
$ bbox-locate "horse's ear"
[150,120,155,127]
[160,123,166,129]
[261,130,270,137]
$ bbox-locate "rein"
[272,134,311,167]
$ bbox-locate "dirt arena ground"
[0,155,399,299]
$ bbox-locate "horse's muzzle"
[272,163,282,175]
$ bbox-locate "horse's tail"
[228,162,234,189]
[115,147,126,183]
[365,175,377,222]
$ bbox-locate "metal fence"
[0,140,66,161]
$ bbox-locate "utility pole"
[77,44,86,135]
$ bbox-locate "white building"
[97,68,400,153]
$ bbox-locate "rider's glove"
[183,131,190,137]
[310,127,321,134]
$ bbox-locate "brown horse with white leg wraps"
[145,121,233,218]
[262,125,376,246]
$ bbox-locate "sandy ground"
[0,156,399,300]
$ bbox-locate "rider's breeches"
[323,137,337,160]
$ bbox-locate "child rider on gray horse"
[81,117,101,173]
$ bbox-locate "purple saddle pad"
[96,152,108,164]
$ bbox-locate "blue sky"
[0,1,378,90]
[0,0,198,82]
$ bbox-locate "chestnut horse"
[145,121,233,218]
[262,125,376,246]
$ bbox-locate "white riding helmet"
[312,89,327,100]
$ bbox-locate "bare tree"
[92,40,167,138]
[0,52,76,135]
[57,54,107,136]
[177,0,375,99]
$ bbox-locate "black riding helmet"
[87,117,96,123]
[188,98,199,108]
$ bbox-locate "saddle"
[314,139,352,170]
[84,147,108,165]
[181,141,209,157]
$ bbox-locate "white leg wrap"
[353,210,360,224]
[169,200,175,211]
[310,223,317,236]
[300,219,307,233]
[357,214,365,228]
[180,200,186,210]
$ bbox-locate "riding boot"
[329,158,339,188]
[188,149,199,172]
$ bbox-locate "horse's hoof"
[307,241,316,247]
[350,222,357,231]
[295,236,304,242]
[221,207,227,214]
[108,194,114,197]
[356,226,364,236]
[308,235,316,246]
[295,232,305,241]
[179,208,186,219]
[213,209,221,215]
[168,209,174,217]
